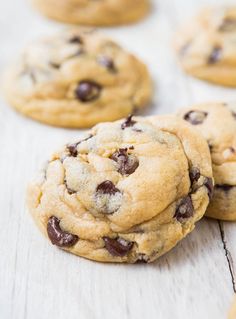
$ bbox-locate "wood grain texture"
[0,0,236,318]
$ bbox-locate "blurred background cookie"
[175,6,236,87]
[3,28,152,128]
[31,0,150,26]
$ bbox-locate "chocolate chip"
[174,196,194,221]
[49,62,60,69]
[121,115,136,130]
[98,56,116,72]
[69,36,83,44]
[232,111,236,119]
[103,237,133,257]
[67,188,76,195]
[189,167,200,184]
[208,142,213,152]
[96,180,120,195]
[47,216,79,247]
[215,184,233,192]
[67,134,93,157]
[95,181,122,214]
[111,148,139,175]
[136,254,149,263]
[184,110,208,125]
[67,143,79,157]
[208,46,222,64]
[204,177,214,199]
[219,18,236,32]
[75,81,101,102]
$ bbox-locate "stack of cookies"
[24,101,236,263]
[2,2,236,315]
[26,114,213,263]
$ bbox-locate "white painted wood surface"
[1,0,236,318]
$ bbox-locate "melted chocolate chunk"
[215,184,234,192]
[103,237,133,257]
[98,56,116,72]
[67,135,93,157]
[75,81,101,102]
[184,110,208,125]
[204,177,214,199]
[219,18,236,32]
[96,181,120,195]
[189,167,200,184]
[47,216,79,247]
[174,196,194,221]
[69,35,83,44]
[67,188,76,195]
[111,148,139,175]
[208,46,222,64]
[67,143,79,157]
[95,181,122,214]
[121,115,136,130]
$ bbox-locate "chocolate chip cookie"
[178,102,236,221]
[31,0,149,26]
[3,29,152,128]
[27,115,212,263]
[175,6,236,87]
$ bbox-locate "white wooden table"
[1,0,236,318]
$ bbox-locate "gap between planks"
[218,220,236,294]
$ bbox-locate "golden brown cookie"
[27,115,212,263]
[31,0,150,26]
[175,6,236,87]
[3,29,152,128]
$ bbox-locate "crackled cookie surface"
[178,102,236,220]
[27,115,212,263]
[3,29,152,128]
[31,0,149,26]
[175,6,236,87]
